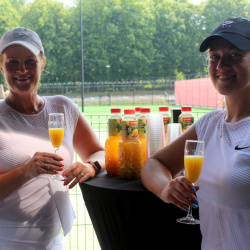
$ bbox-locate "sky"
[189,0,206,4]
[55,0,75,7]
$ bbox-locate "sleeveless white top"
[195,110,250,250]
[0,95,78,248]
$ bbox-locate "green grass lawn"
[80,104,220,134]
[80,104,218,115]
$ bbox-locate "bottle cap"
[124,109,135,115]
[111,108,121,113]
[159,107,169,112]
[135,107,141,112]
[140,108,151,113]
[181,107,192,111]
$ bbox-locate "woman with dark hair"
[142,17,250,250]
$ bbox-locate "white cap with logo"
[0,27,44,55]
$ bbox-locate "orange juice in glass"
[184,155,204,184]
[49,128,64,150]
[48,113,64,154]
[177,140,205,225]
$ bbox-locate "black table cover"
[79,171,202,250]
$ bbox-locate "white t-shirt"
[0,95,79,249]
[195,110,250,250]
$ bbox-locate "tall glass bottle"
[138,108,151,164]
[159,107,171,144]
[119,109,143,179]
[105,108,122,175]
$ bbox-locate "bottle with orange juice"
[178,107,194,133]
[138,108,151,164]
[105,108,122,175]
[159,107,171,144]
[118,109,143,179]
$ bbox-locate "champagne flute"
[177,140,205,225]
[48,113,65,181]
[48,113,64,154]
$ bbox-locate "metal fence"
[37,75,209,108]
[38,80,174,107]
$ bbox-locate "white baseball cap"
[0,27,44,55]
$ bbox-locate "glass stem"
[187,206,193,218]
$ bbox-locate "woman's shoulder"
[43,95,73,105]
[199,109,226,123]
[195,110,226,139]
[196,110,226,131]
[43,95,79,114]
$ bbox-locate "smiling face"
[208,37,250,97]
[0,44,46,97]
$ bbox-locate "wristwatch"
[85,161,102,174]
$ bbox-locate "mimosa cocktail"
[48,113,64,154]
[184,155,204,184]
[177,140,205,225]
[49,128,64,149]
[48,113,65,181]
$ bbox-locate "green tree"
[151,0,181,77]
[10,0,26,14]
[173,0,204,76]
[151,0,205,77]
[201,0,250,40]
[0,0,20,84]
[105,0,155,81]
[21,0,74,83]
[0,0,20,35]
[1,0,249,83]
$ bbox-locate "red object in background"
[175,78,224,109]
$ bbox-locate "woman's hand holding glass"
[23,152,64,179]
[160,175,199,211]
[47,113,66,180]
[177,140,204,225]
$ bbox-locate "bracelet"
[85,161,102,174]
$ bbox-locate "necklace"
[220,106,250,138]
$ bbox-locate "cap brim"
[200,33,250,52]
[0,41,40,55]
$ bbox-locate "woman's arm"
[63,112,105,188]
[73,113,105,166]
[141,124,199,211]
[0,152,63,200]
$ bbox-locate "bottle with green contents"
[159,107,172,144]
[119,109,143,179]
[138,108,151,164]
[105,108,122,175]
[178,107,194,133]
